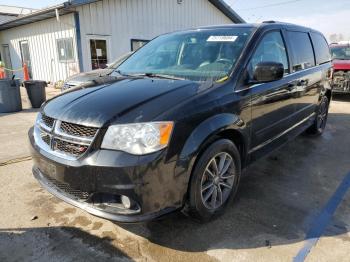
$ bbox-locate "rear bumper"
[29,127,186,223]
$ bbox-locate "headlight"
[101,122,174,155]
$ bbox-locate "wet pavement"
[0,93,349,261]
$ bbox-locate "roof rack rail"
[262,20,276,23]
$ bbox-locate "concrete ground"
[0,86,60,163]
[0,91,350,261]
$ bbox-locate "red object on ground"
[23,63,30,81]
[330,43,350,92]
[0,67,5,79]
[330,43,350,70]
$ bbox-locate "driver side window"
[250,31,289,75]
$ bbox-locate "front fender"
[174,113,244,177]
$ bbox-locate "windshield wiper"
[113,70,134,77]
[133,72,185,80]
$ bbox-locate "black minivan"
[29,22,332,222]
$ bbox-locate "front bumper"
[29,127,186,222]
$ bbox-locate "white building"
[0,0,244,84]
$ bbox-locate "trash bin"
[0,78,22,113]
[23,80,47,108]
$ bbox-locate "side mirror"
[252,62,284,83]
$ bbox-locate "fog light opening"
[90,193,139,211]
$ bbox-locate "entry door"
[2,45,13,78]
[247,31,294,151]
[87,36,110,70]
[19,40,32,78]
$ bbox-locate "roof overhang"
[0,5,72,31]
[0,0,244,31]
[0,1,100,31]
[208,0,245,23]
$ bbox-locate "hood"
[332,59,350,70]
[65,68,114,84]
[43,77,199,127]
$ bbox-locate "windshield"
[117,28,254,82]
[330,46,350,60]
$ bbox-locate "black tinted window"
[311,33,331,64]
[250,31,289,74]
[287,31,315,72]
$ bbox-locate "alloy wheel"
[200,152,235,210]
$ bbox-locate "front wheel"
[307,96,330,135]
[187,139,241,222]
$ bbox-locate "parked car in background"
[330,42,350,94]
[29,22,332,223]
[62,52,133,91]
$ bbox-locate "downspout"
[73,12,83,73]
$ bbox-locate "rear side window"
[287,31,315,72]
[310,33,331,65]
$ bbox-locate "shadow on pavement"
[117,112,350,253]
[0,226,132,262]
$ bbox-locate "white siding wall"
[0,13,79,82]
[76,0,233,71]
[0,0,234,82]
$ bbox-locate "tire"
[187,139,241,222]
[307,95,330,136]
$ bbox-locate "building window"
[57,38,74,62]
[131,39,149,51]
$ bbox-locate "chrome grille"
[44,174,90,201]
[41,133,50,145]
[60,121,98,138]
[34,113,98,159]
[41,114,54,128]
[55,138,89,157]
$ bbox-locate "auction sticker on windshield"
[207,36,238,42]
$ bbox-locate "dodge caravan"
[29,22,332,222]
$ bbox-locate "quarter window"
[310,33,331,65]
[250,31,289,75]
[287,31,315,72]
